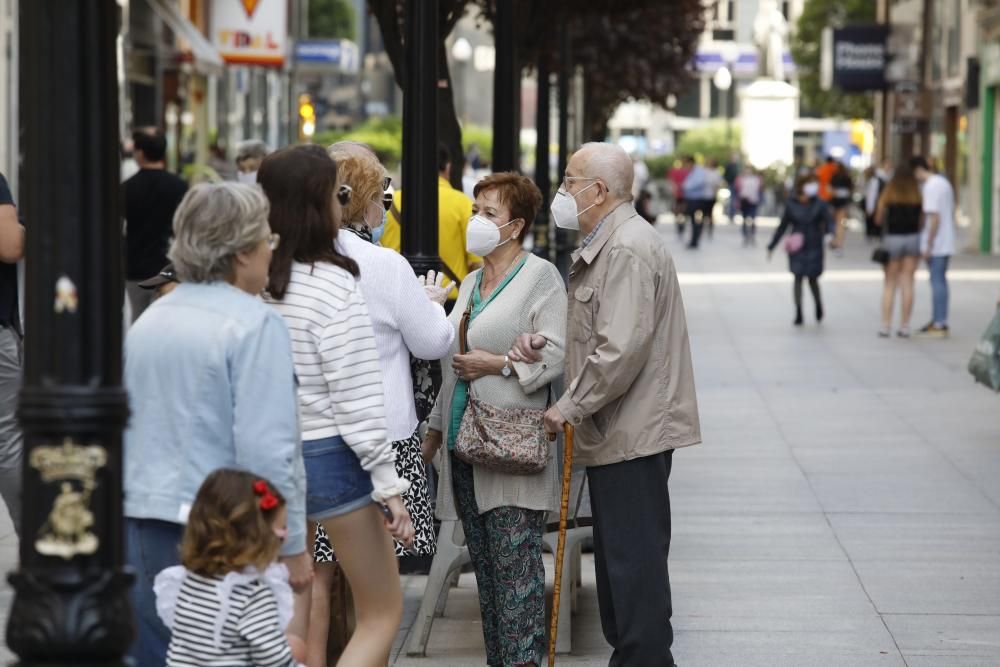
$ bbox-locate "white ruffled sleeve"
[153,565,189,630]
[261,563,295,632]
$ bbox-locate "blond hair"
[327,143,386,225]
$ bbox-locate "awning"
[147,0,224,77]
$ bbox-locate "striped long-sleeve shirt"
[163,571,297,667]
[265,261,406,501]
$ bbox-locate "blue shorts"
[303,435,374,521]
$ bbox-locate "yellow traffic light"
[298,94,316,138]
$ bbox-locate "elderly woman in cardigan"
[421,172,566,667]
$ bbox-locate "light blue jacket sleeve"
[231,312,306,556]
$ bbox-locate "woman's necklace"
[481,250,524,300]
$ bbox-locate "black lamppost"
[532,53,551,260]
[492,0,518,172]
[401,0,440,277]
[7,1,134,665]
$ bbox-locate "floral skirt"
[314,430,436,560]
[451,454,547,667]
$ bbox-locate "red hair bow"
[253,479,279,511]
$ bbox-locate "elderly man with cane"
[512,142,701,666]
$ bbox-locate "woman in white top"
[328,141,453,557]
[258,144,414,667]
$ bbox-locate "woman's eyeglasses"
[337,184,353,206]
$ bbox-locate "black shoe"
[794,311,804,326]
[816,303,824,322]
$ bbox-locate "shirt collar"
[573,202,638,266]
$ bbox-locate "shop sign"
[294,40,360,73]
[832,25,889,91]
[211,0,287,67]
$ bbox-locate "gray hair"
[235,139,269,162]
[578,142,634,200]
[168,182,271,283]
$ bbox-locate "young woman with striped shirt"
[259,145,414,666]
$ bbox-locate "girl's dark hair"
[181,469,286,577]
[258,144,359,299]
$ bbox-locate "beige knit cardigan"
[428,254,567,520]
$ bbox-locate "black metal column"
[401,0,440,277]
[8,1,134,665]
[532,56,551,260]
[492,0,518,172]
[554,30,573,279]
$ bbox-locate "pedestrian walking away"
[910,156,956,338]
[153,470,306,666]
[737,166,763,246]
[259,144,414,667]
[682,156,715,249]
[122,127,188,323]
[123,182,310,666]
[828,161,854,252]
[767,174,832,326]
[0,171,24,537]
[874,164,924,338]
[422,171,567,667]
[519,142,701,667]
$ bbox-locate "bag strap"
[391,202,463,285]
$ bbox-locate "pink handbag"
[784,232,805,254]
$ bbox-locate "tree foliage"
[309,0,357,40]
[472,1,704,141]
[366,0,704,181]
[791,0,876,119]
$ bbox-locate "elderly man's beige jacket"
[556,203,701,466]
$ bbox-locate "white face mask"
[550,182,600,230]
[466,214,517,257]
[237,170,258,185]
[802,182,820,197]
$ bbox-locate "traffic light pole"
[7,2,134,664]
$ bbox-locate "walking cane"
[547,423,575,667]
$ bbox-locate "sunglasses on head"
[337,184,353,206]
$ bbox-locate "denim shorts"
[303,435,374,521]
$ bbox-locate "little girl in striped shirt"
[154,469,306,667]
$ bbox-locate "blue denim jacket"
[123,282,306,556]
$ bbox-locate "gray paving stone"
[882,614,1000,661]
[807,468,998,514]
[828,513,1000,563]
[852,559,1000,615]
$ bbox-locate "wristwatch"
[501,355,512,378]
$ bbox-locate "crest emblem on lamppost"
[29,439,108,560]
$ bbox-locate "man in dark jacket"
[123,128,187,322]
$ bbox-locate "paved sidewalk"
[0,220,997,666]
[393,219,1000,666]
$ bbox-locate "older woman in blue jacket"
[123,182,308,666]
